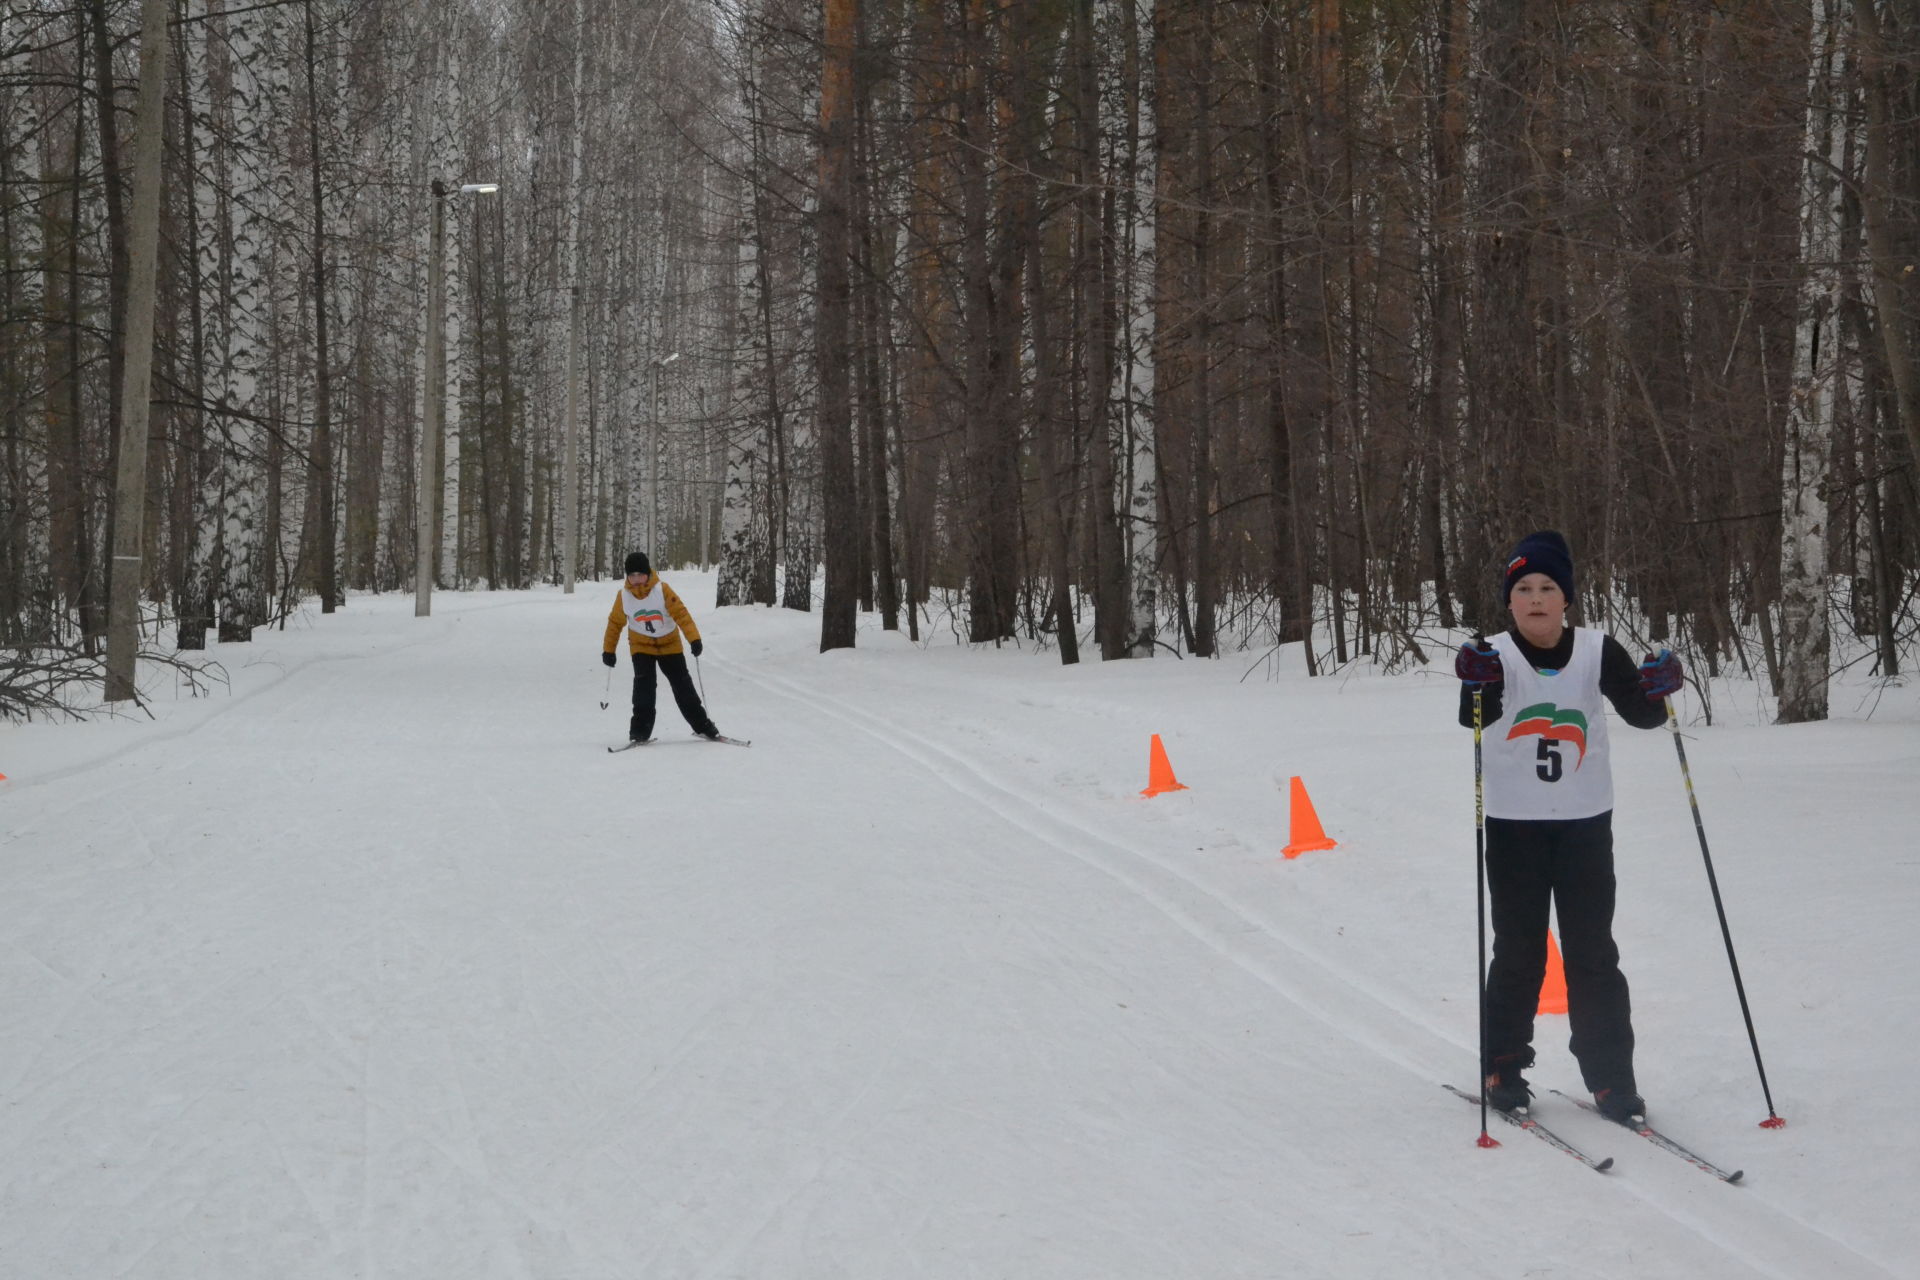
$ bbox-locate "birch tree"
[217,0,279,642]
[1120,0,1158,657]
[1,11,49,642]
[1777,0,1846,724]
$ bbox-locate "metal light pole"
[562,282,581,592]
[416,180,498,618]
[645,350,680,556]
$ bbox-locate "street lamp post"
[562,281,581,593]
[416,180,498,618]
[646,350,680,555]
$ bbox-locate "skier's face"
[626,570,651,590]
[1508,572,1567,644]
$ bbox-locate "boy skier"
[603,552,721,744]
[1454,530,1683,1123]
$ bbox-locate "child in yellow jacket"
[602,552,720,742]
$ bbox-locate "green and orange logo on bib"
[1507,703,1589,768]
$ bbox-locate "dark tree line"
[714,0,1917,721]
[4,1,1917,724]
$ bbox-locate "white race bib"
[621,582,679,639]
[1482,627,1613,820]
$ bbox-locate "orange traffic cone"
[1537,930,1568,1015]
[1140,734,1189,797]
[1281,776,1338,858]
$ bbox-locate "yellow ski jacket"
[603,578,703,658]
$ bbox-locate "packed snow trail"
[2,579,1913,1279]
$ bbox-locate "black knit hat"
[623,551,652,576]
[1503,531,1574,603]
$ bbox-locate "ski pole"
[1665,699,1786,1129]
[694,650,708,705]
[1473,683,1498,1149]
[600,662,613,711]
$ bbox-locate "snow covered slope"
[3,576,1914,1279]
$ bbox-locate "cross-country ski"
[609,734,751,752]
[1443,1084,1615,1173]
[1553,1091,1746,1184]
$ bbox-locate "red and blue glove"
[1639,649,1682,700]
[1455,637,1502,687]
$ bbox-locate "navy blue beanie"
[1503,531,1574,603]
[624,551,652,576]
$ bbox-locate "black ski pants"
[1482,811,1636,1095]
[629,650,716,741]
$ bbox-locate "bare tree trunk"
[559,0,585,593]
[717,199,764,607]
[177,0,222,649]
[859,178,900,631]
[818,0,860,651]
[48,52,101,650]
[493,196,524,588]
[1189,0,1217,659]
[303,0,337,612]
[1256,1,1304,651]
[1076,0,1127,659]
[1851,0,1920,471]
[745,57,786,607]
[104,0,174,700]
[959,0,1017,643]
[1422,0,1469,632]
[1778,0,1844,724]
[852,16,898,630]
[1862,417,1900,676]
[88,0,131,620]
[219,0,279,642]
[1121,0,1158,658]
[1026,140,1079,665]
[0,27,47,644]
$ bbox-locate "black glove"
[689,638,704,657]
[601,651,617,669]
[1639,648,1682,700]
[1454,637,1502,686]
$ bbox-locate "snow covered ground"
[4,573,1916,1279]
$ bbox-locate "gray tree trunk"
[104,0,174,699]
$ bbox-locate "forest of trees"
[2,0,1916,724]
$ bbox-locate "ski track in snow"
[723,653,1899,1280]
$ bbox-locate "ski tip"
[1595,1157,1615,1172]
[1726,1169,1745,1184]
